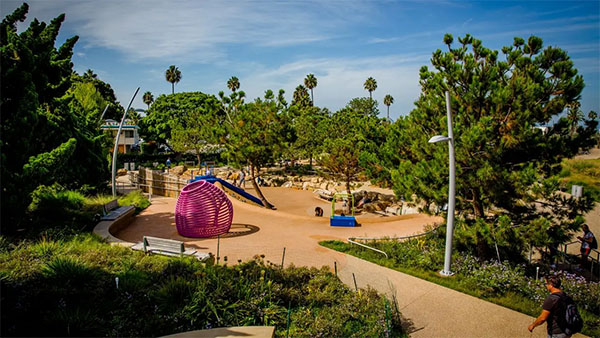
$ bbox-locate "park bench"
[131,236,211,261]
[101,199,135,221]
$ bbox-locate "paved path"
[115,188,566,337]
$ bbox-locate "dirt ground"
[115,187,442,269]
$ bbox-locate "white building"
[101,119,140,153]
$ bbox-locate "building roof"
[101,119,140,130]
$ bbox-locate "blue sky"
[2,1,599,120]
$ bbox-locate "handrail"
[346,224,441,259]
[347,239,388,258]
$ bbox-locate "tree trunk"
[195,151,201,169]
[311,89,314,106]
[172,82,174,95]
[387,106,390,120]
[472,189,484,217]
[345,169,352,214]
[250,163,276,209]
[309,152,313,167]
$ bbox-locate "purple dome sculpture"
[175,180,233,238]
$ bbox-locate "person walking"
[528,275,571,337]
[577,223,596,271]
[165,157,171,173]
[239,169,246,189]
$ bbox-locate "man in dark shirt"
[528,275,570,337]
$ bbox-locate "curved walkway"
[115,188,561,337]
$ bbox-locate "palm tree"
[383,94,394,120]
[364,77,377,100]
[567,101,583,136]
[83,69,98,80]
[292,85,310,108]
[143,91,154,109]
[304,74,317,105]
[165,65,182,94]
[227,76,240,92]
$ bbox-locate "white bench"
[131,236,210,261]
[101,199,135,221]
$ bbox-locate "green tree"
[227,76,240,93]
[292,85,311,108]
[225,92,288,209]
[294,106,329,167]
[363,77,377,100]
[566,101,583,136]
[143,91,154,109]
[165,65,181,94]
[347,97,379,117]
[381,34,594,259]
[304,74,317,105]
[71,70,124,120]
[1,4,109,232]
[140,92,219,148]
[170,96,225,165]
[383,94,394,120]
[319,106,382,212]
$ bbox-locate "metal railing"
[346,224,441,259]
[560,240,600,280]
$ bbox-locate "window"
[124,130,134,138]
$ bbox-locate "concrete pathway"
[115,188,572,337]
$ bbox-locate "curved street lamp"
[428,91,456,276]
[112,87,140,197]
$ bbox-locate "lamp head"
[428,135,451,143]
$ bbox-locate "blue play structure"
[190,175,265,207]
[330,192,356,227]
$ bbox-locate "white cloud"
[7,0,371,63]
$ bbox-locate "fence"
[128,167,189,198]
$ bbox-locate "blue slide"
[191,175,265,207]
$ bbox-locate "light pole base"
[439,270,454,277]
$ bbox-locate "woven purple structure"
[175,180,233,238]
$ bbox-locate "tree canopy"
[225,92,289,208]
[1,4,110,232]
[140,92,221,148]
[376,34,597,258]
[170,95,225,165]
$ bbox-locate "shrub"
[0,235,403,337]
[118,190,150,211]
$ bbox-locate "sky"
[2,0,599,121]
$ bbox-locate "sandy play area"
[114,186,442,269]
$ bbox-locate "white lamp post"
[428,91,456,276]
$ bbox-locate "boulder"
[170,165,187,176]
[379,194,396,203]
[117,168,128,176]
[311,177,319,184]
[282,181,293,188]
[320,182,329,190]
[302,182,310,190]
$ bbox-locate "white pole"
[441,91,456,276]
[99,103,110,121]
[112,87,140,197]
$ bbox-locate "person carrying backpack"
[577,223,596,271]
[528,275,583,337]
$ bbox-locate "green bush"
[118,190,150,212]
[1,235,403,337]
